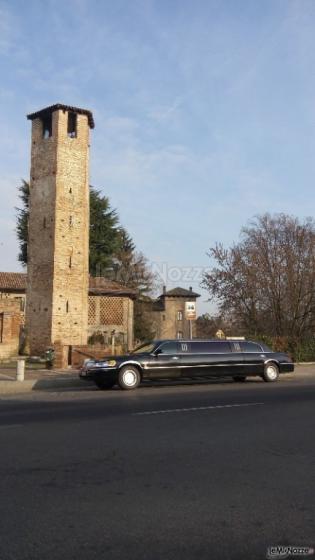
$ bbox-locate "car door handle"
[172,356,179,360]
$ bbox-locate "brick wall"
[87,295,134,349]
[0,300,23,360]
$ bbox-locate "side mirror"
[154,348,162,356]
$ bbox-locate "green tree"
[133,298,156,343]
[89,187,121,275]
[16,180,30,266]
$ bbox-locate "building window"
[0,313,3,342]
[66,301,69,313]
[67,112,77,138]
[42,114,52,138]
[177,311,183,321]
[177,331,183,339]
[69,216,73,227]
[69,256,72,269]
[162,314,166,321]
[14,297,25,312]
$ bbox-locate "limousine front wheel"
[263,363,279,382]
[118,366,141,390]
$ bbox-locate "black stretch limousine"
[80,339,294,391]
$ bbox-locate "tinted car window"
[260,343,272,352]
[240,342,263,353]
[207,342,231,353]
[231,341,242,352]
[190,341,230,353]
[132,342,156,354]
[190,342,211,353]
[158,342,178,354]
[179,342,190,353]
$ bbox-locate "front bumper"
[89,367,119,380]
[79,369,93,380]
[279,363,294,373]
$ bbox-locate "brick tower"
[26,104,94,356]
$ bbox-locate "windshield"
[132,342,156,354]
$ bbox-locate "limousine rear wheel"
[118,366,141,390]
[263,363,279,382]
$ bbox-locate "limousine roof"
[153,339,271,351]
[156,339,245,343]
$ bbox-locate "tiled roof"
[27,103,95,129]
[88,277,137,298]
[0,272,136,298]
[162,287,200,298]
[0,272,27,292]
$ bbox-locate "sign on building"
[215,329,225,339]
[185,301,196,320]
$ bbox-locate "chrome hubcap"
[266,365,277,380]
[122,370,137,387]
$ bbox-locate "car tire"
[233,376,246,382]
[118,366,141,390]
[94,378,115,390]
[262,362,279,382]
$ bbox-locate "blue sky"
[1,0,315,314]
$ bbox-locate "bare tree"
[202,214,315,338]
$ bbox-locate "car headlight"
[82,360,95,370]
[95,360,117,368]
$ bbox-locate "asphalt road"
[0,375,314,560]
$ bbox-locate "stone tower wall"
[153,296,197,339]
[26,108,90,354]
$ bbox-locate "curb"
[0,377,93,395]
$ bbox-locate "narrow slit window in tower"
[69,256,72,269]
[67,112,77,138]
[42,114,52,138]
[66,301,69,313]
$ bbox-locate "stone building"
[0,273,25,360]
[0,272,136,361]
[151,286,200,339]
[26,104,93,355]
[88,277,135,348]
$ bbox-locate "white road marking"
[133,402,264,416]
